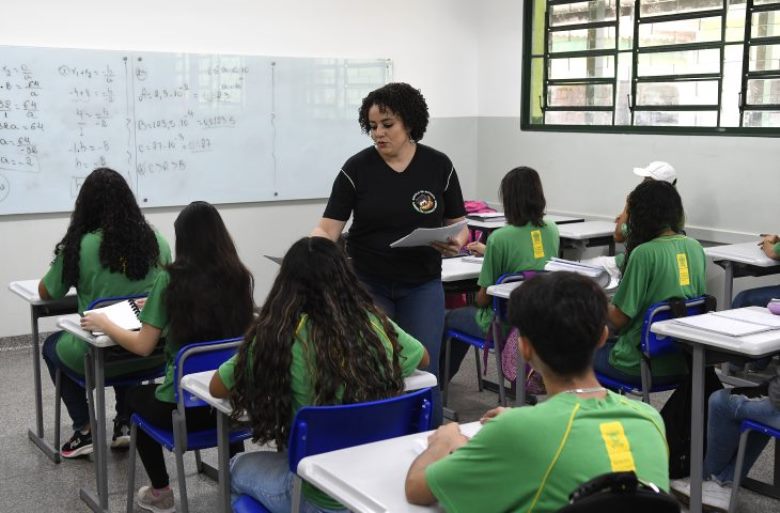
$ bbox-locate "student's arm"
[209,371,230,398]
[614,202,628,243]
[475,286,491,308]
[38,280,52,300]
[311,217,346,242]
[405,423,468,505]
[418,348,430,369]
[761,234,780,259]
[608,304,631,331]
[80,314,161,356]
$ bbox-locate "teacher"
[312,82,467,426]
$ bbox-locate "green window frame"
[521,0,780,135]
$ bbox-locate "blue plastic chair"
[53,294,166,462]
[232,387,433,513]
[728,419,780,513]
[442,271,537,408]
[597,295,716,403]
[125,337,251,513]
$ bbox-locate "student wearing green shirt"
[441,166,559,385]
[40,168,171,459]
[207,237,429,513]
[406,272,669,513]
[731,233,780,308]
[82,201,254,513]
[595,180,706,384]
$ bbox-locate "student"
[595,180,706,385]
[406,272,669,513]
[208,236,429,513]
[82,201,254,513]
[671,372,780,512]
[732,233,780,308]
[40,167,171,459]
[614,161,677,246]
[441,166,559,384]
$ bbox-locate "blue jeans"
[357,273,445,427]
[592,341,684,387]
[42,331,130,431]
[441,306,483,384]
[732,285,780,308]
[230,451,347,513]
[704,388,780,483]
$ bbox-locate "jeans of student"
[230,451,347,513]
[42,331,131,432]
[440,306,484,384]
[357,273,445,427]
[592,341,684,387]
[704,388,780,483]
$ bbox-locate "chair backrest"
[288,387,433,473]
[641,295,716,357]
[557,471,680,513]
[492,271,542,320]
[173,337,244,407]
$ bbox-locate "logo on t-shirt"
[411,190,437,214]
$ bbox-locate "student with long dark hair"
[441,166,559,385]
[82,201,254,513]
[40,167,171,459]
[208,237,429,513]
[594,180,706,384]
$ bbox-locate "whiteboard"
[0,46,390,214]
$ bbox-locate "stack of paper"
[674,308,780,337]
[389,220,468,249]
[466,212,505,222]
[544,257,611,288]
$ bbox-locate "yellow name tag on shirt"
[531,230,544,259]
[677,253,690,286]
[599,421,636,472]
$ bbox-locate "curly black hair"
[54,168,160,288]
[622,180,685,271]
[358,82,429,141]
[230,237,405,449]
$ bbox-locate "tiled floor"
[1,334,778,512]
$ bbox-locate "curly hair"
[623,180,685,271]
[230,237,406,448]
[54,168,160,288]
[358,82,429,141]
[500,166,546,227]
[164,201,254,349]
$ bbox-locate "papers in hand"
[389,220,467,249]
[544,257,611,288]
[83,299,142,334]
[673,308,780,337]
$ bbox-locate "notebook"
[544,257,611,288]
[466,212,505,222]
[673,313,776,337]
[711,308,780,328]
[83,299,142,334]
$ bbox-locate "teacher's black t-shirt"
[323,144,466,284]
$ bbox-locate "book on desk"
[83,299,142,334]
[673,308,780,337]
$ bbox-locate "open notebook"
[673,308,780,337]
[83,299,142,335]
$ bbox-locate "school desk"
[651,307,780,513]
[705,242,780,305]
[295,421,483,513]
[181,369,439,513]
[8,279,77,463]
[557,220,616,256]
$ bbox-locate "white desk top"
[181,369,440,417]
[9,279,76,305]
[651,307,780,357]
[557,220,615,240]
[57,314,115,348]
[296,421,483,513]
[466,214,585,231]
[486,273,619,299]
[441,256,482,283]
[705,242,780,267]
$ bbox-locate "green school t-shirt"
[218,312,425,510]
[475,221,560,332]
[426,391,669,513]
[774,242,780,257]
[610,235,706,376]
[42,230,171,376]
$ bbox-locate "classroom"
[1,1,779,512]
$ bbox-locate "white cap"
[633,161,676,184]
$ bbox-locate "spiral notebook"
[83,299,142,334]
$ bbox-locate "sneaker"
[136,485,175,513]
[111,419,131,450]
[670,477,732,512]
[61,430,93,459]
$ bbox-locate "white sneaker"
[669,477,732,513]
[136,485,175,513]
[670,477,691,503]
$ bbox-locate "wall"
[0,0,481,337]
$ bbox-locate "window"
[522,0,780,134]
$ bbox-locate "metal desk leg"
[80,346,109,513]
[216,412,231,513]
[26,307,61,462]
[689,344,705,513]
[723,261,734,307]
[491,321,506,406]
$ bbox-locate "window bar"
[630,0,641,125]
[542,0,552,124]
[717,0,727,126]
[739,0,754,127]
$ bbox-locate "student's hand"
[431,238,462,258]
[133,298,147,310]
[759,234,779,244]
[480,406,509,423]
[80,312,109,332]
[427,423,468,453]
[466,241,485,256]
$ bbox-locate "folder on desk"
[673,313,776,337]
[83,299,142,334]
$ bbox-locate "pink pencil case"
[768,299,780,315]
